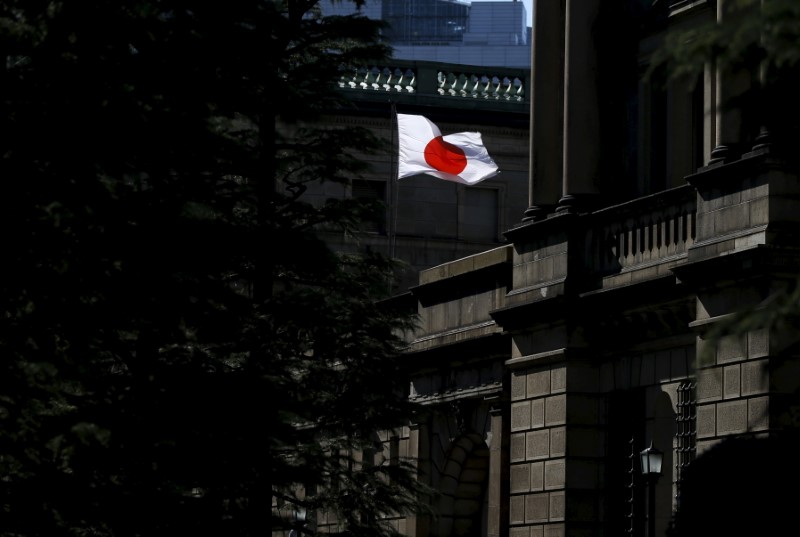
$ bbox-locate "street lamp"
[640,442,663,537]
[640,442,663,477]
[288,507,306,537]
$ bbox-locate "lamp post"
[288,507,306,537]
[640,442,663,537]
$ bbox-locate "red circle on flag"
[424,136,467,175]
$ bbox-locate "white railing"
[338,65,525,102]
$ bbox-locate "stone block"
[551,365,566,393]
[446,299,460,329]
[741,360,768,396]
[550,427,566,457]
[539,256,555,282]
[697,404,716,438]
[723,365,741,399]
[528,370,551,398]
[695,212,714,241]
[545,394,567,426]
[526,430,550,460]
[718,333,745,363]
[553,252,568,278]
[696,438,722,458]
[511,401,531,432]
[639,353,655,386]
[509,495,525,524]
[511,433,526,462]
[747,328,769,358]
[511,371,527,401]
[526,261,539,287]
[510,262,525,283]
[715,203,749,235]
[722,186,742,207]
[549,491,565,521]
[525,493,549,523]
[531,526,544,537]
[544,459,565,490]
[427,303,445,333]
[717,399,748,435]
[530,461,544,491]
[748,396,769,431]
[510,463,531,493]
[696,367,722,402]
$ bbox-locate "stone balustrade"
[588,185,697,288]
[338,62,527,103]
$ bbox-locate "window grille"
[675,381,696,511]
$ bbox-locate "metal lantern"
[640,441,663,477]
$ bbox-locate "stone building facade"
[310,1,800,536]
[356,1,800,537]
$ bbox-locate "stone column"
[703,62,717,165]
[523,0,566,222]
[709,0,753,164]
[486,404,509,537]
[752,0,773,152]
[558,0,602,213]
[407,421,431,537]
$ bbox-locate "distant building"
[320,0,530,68]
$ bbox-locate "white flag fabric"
[397,113,499,185]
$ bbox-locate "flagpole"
[389,101,398,262]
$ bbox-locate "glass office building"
[381,0,470,45]
[319,0,530,68]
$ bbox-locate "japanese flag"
[396,113,499,185]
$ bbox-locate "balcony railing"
[339,66,417,94]
[587,185,697,285]
[337,61,529,108]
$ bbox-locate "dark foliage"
[648,4,800,534]
[649,0,800,150]
[670,433,800,537]
[0,1,428,536]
